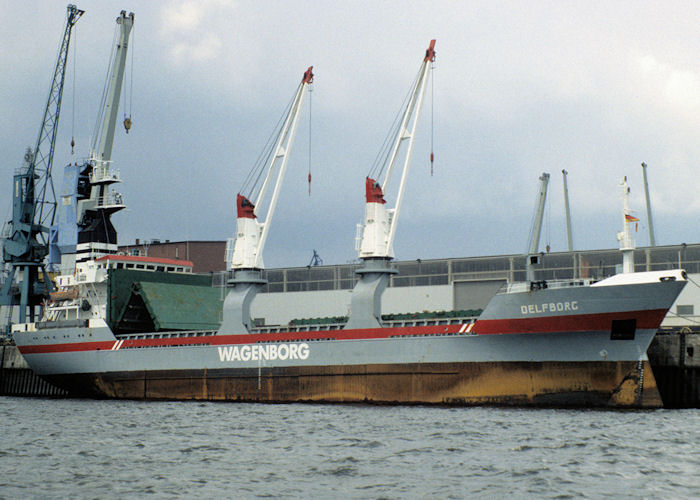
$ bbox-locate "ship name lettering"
[217,343,310,363]
[520,301,578,315]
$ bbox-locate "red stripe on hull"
[18,341,115,354]
[18,324,467,354]
[473,309,668,335]
[17,308,665,355]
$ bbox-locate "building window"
[677,305,694,316]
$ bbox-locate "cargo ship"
[11,259,686,407]
[9,38,688,407]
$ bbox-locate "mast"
[617,177,636,273]
[641,162,656,246]
[220,67,314,334]
[561,169,578,279]
[347,40,435,330]
[526,172,549,283]
[562,169,573,251]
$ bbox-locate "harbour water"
[1,397,698,499]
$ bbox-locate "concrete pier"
[0,344,67,397]
[648,329,700,408]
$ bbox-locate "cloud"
[636,54,700,110]
[159,0,235,65]
[665,69,700,109]
[160,2,204,34]
[170,33,223,63]
[5,1,700,267]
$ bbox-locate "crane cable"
[91,24,119,154]
[368,70,418,181]
[70,27,77,155]
[123,23,134,133]
[546,192,551,253]
[430,60,434,176]
[239,91,296,198]
[308,84,312,196]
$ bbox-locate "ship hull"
[13,271,686,408]
[42,360,661,408]
[18,325,664,408]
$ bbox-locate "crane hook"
[123,116,132,133]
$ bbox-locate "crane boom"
[1,4,83,325]
[220,66,314,334]
[525,172,549,283]
[29,4,85,233]
[641,162,656,246]
[346,40,436,330]
[528,172,550,256]
[357,40,435,259]
[230,67,314,270]
[562,169,573,251]
[91,10,134,162]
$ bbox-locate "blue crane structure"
[1,5,84,326]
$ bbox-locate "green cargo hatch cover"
[115,281,223,333]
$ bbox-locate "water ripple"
[1,398,699,498]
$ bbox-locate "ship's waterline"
[42,360,661,408]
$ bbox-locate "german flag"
[625,214,639,222]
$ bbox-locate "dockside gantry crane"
[51,10,133,278]
[1,5,83,325]
[346,40,436,329]
[72,10,133,262]
[220,66,314,333]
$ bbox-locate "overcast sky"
[2,1,699,268]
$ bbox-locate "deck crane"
[0,5,83,325]
[346,40,436,329]
[55,10,133,274]
[526,172,550,284]
[220,66,314,333]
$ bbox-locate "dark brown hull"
[44,360,662,408]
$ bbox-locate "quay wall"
[0,344,67,397]
[648,331,700,408]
